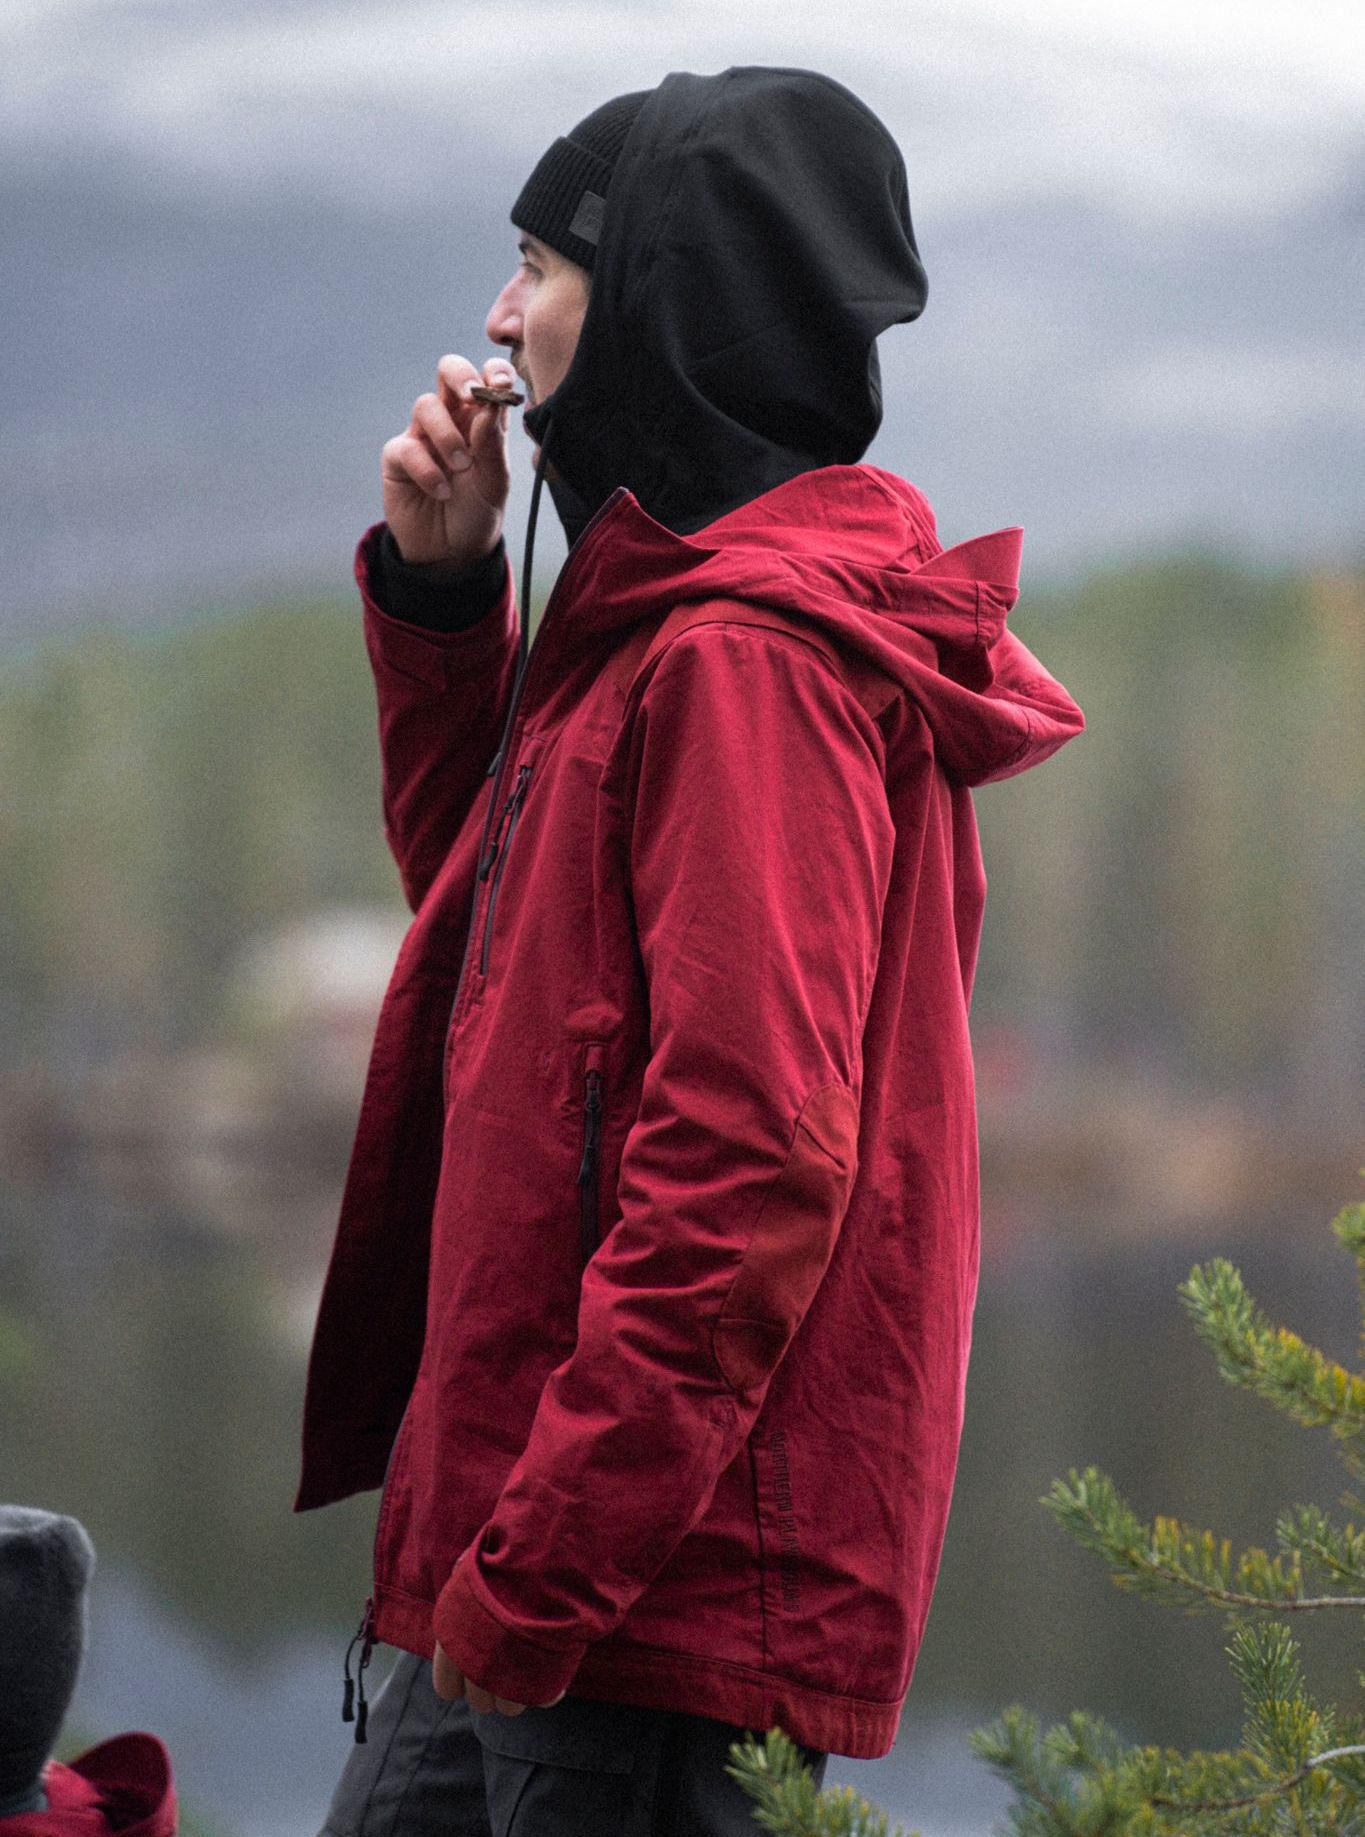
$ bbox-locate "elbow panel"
[712,1083,859,1394]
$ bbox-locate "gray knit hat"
[0,1506,95,1799]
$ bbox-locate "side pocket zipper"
[577,1065,603,1266]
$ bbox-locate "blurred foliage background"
[4,3,1362,1828]
[4,553,1359,1115]
[1,546,1361,1836]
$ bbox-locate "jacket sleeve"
[356,521,520,912]
[433,620,896,1703]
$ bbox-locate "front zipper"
[356,500,635,1723]
[478,764,532,977]
[442,487,632,1101]
[577,1067,603,1265]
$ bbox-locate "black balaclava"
[509,89,653,556]
[508,68,928,559]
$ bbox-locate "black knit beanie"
[510,90,653,270]
[0,1506,95,1803]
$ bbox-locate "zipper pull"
[478,766,532,880]
[356,1598,376,1743]
[578,1070,603,1265]
[479,781,520,880]
[342,1597,376,1742]
[577,1071,602,1186]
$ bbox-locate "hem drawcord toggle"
[342,1596,377,1743]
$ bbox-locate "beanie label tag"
[568,191,606,246]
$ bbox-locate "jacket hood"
[7,1737,176,1837]
[522,66,928,544]
[531,464,1084,788]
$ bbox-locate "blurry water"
[3,1165,1358,1836]
[70,1569,1003,1834]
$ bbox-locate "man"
[300,66,1084,1835]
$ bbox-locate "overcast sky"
[2,0,1360,621]
[5,0,1363,226]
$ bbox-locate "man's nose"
[485,277,521,349]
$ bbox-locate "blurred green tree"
[2,559,1359,1110]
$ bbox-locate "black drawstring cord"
[486,407,556,782]
[342,1598,376,1743]
[519,408,555,677]
[340,420,563,1748]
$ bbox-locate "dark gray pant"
[319,1651,828,1836]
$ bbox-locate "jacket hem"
[572,1639,905,1761]
[372,1585,904,1759]
[374,1581,440,1660]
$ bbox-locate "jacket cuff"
[433,1553,587,1706]
[356,524,515,691]
[362,522,509,632]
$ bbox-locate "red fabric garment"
[4,1737,176,1836]
[297,463,1084,1757]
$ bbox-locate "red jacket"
[298,463,1083,1757]
[4,1737,176,1837]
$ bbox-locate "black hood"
[521,66,928,547]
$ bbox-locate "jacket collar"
[519,463,1082,790]
[529,463,1019,656]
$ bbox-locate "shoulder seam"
[633,614,891,748]
[639,614,860,707]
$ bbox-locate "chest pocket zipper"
[478,763,532,978]
[577,1067,603,1265]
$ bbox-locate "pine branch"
[1146,1622,1365,1826]
[1152,1744,1365,1815]
[1228,1622,1330,1779]
[726,1729,919,1837]
[975,1706,1365,1833]
[970,1704,1146,1837]
[1334,1201,1365,1370]
[1179,1255,1365,1479]
[979,1199,1365,1837]
[1276,1504,1365,1590]
[1045,1469,1365,1612]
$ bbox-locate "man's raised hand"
[381,354,518,571]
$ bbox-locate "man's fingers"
[482,355,520,392]
[469,397,510,467]
[381,432,453,501]
[438,353,518,412]
[431,358,515,484]
[431,1642,465,1701]
[436,354,479,416]
[412,392,472,472]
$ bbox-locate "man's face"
[485,233,590,412]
